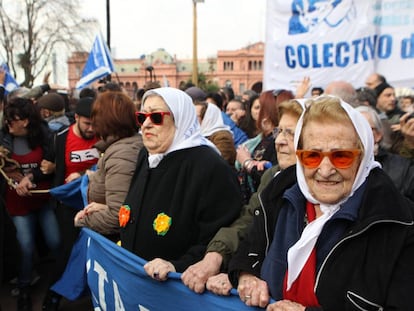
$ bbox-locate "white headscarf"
[200,103,231,137]
[142,87,219,168]
[286,95,380,290]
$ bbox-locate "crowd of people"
[1,71,414,311]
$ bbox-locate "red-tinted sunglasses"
[296,149,361,169]
[135,111,171,126]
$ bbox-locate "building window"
[224,61,234,71]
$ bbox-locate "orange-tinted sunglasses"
[296,149,361,169]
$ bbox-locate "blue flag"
[0,63,19,94]
[75,33,115,90]
[52,229,265,310]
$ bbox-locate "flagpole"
[106,0,111,50]
[192,0,204,86]
[106,0,111,82]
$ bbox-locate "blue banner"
[52,228,263,310]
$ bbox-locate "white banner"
[264,0,414,92]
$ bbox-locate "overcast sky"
[81,0,266,59]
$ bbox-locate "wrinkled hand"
[255,160,271,171]
[15,176,35,196]
[74,202,107,226]
[65,172,81,183]
[237,273,270,308]
[206,273,232,296]
[40,159,56,175]
[266,300,306,311]
[181,252,223,293]
[144,258,176,281]
[74,209,88,226]
[236,145,252,165]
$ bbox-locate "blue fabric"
[52,228,262,310]
[49,174,89,210]
[76,33,115,90]
[222,112,248,147]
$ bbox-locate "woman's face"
[275,113,297,169]
[141,96,175,154]
[250,98,260,121]
[6,116,28,136]
[301,120,361,204]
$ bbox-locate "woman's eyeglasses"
[272,127,295,140]
[296,149,361,169]
[135,111,171,126]
[5,117,22,124]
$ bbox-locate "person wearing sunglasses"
[182,99,304,295]
[228,95,414,310]
[120,87,241,282]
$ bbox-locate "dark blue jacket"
[229,166,414,310]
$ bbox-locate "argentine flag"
[76,33,115,90]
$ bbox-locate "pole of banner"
[192,0,199,86]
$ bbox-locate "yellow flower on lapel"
[153,213,172,236]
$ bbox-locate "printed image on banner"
[263,0,414,91]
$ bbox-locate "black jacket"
[229,166,414,310]
[121,146,242,272]
[376,147,414,201]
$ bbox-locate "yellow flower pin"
[153,212,172,236]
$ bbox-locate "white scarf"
[142,87,219,168]
[200,103,231,137]
[287,96,380,290]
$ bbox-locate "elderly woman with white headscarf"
[194,101,236,167]
[120,87,241,281]
[228,95,414,310]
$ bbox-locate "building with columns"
[67,42,264,97]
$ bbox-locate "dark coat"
[229,166,414,310]
[121,145,242,272]
[376,147,414,201]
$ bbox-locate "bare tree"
[0,0,98,87]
